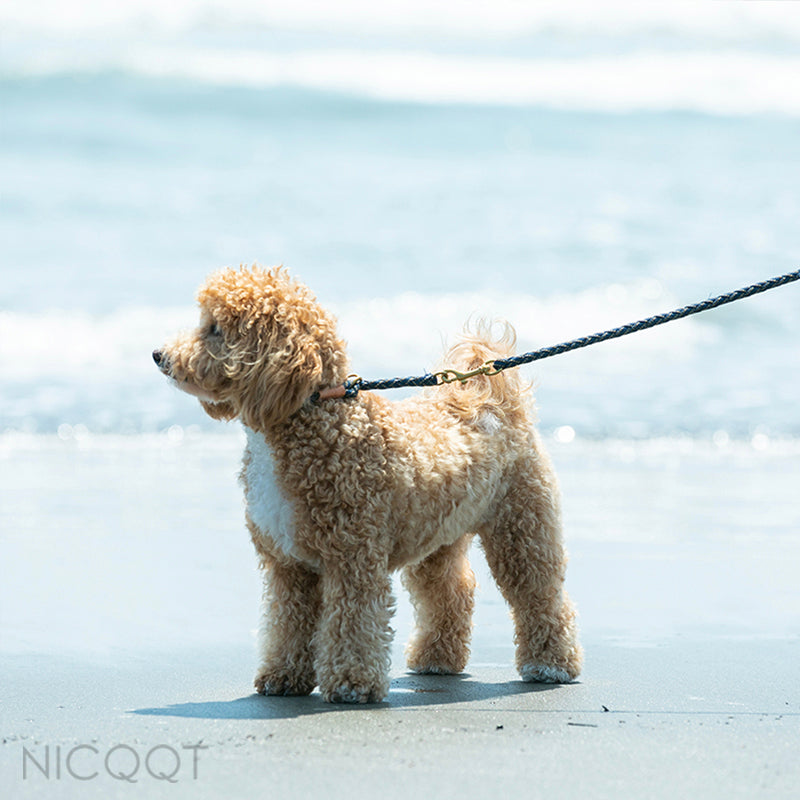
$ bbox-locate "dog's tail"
[435,320,531,426]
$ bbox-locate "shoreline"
[2,431,799,797]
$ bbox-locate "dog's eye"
[207,323,223,338]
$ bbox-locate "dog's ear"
[200,400,238,421]
[239,347,323,431]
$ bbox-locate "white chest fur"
[243,428,298,560]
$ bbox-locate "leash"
[314,268,800,401]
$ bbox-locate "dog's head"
[154,265,349,430]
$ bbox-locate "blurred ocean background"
[2,0,800,442]
[2,2,800,661]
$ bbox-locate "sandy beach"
[2,433,798,798]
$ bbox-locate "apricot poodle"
[154,265,582,703]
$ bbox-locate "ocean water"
[2,1,800,442]
[2,4,800,663]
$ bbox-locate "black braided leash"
[323,268,800,400]
[493,268,800,372]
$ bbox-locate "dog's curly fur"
[154,265,582,703]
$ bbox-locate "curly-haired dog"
[154,265,582,703]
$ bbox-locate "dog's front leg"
[254,559,321,696]
[314,561,395,704]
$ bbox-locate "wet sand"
[2,434,799,797]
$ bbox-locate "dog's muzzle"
[153,350,169,373]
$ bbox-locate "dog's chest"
[243,428,298,560]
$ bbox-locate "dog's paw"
[320,682,387,704]
[405,635,469,676]
[254,669,315,697]
[409,664,460,676]
[519,664,576,684]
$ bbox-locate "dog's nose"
[153,349,163,366]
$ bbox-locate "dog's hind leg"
[402,534,476,675]
[479,454,582,683]
[254,559,321,696]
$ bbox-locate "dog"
[154,265,582,703]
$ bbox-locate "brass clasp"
[434,361,502,385]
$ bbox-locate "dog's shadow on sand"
[132,674,566,720]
